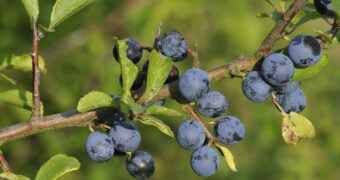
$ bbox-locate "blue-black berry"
[288,34,322,68]
[275,88,306,113]
[109,122,141,152]
[176,120,206,150]
[159,30,187,62]
[190,146,220,177]
[314,0,336,18]
[196,91,227,118]
[214,116,245,145]
[113,38,143,64]
[242,71,272,102]
[85,131,114,163]
[260,53,294,86]
[126,151,155,180]
[179,68,210,101]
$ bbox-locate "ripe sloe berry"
[113,38,143,64]
[190,146,220,177]
[260,53,294,86]
[109,122,141,152]
[85,131,114,162]
[314,0,336,18]
[176,120,206,150]
[275,88,306,113]
[126,151,155,180]
[242,71,272,102]
[288,34,322,68]
[159,30,187,62]
[214,116,245,145]
[196,91,227,118]
[179,68,210,101]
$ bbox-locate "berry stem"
[0,151,11,173]
[184,105,214,140]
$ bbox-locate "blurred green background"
[0,0,339,179]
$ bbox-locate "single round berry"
[260,53,294,86]
[274,81,301,94]
[159,30,187,62]
[109,122,141,152]
[190,146,220,177]
[214,116,245,145]
[165,66,179,84]
[179,68,210,101]
[113,38,143,64]
[119,71,145,90]
[142,60,179,84]
[242,71,272,102]
[196,91,227,118]
[126,151,155,180]
[176,120,206,150]
[85,131,114,162]
[288,34,322,68]
[275,88,306,113]
[314,0,336,18]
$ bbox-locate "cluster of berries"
[176,116,245,176]
[113,30,187,90]
[85,112,155,179]
[242,34,322,113]
[177,68,245,176]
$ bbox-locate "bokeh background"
[0,0,339,179]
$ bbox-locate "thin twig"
[30,17,41,121]
[0,151,11,173]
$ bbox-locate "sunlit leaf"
[0,172,30,180]
[282,112,315,145]
[145,50,172,102]
[21,0,39,24]
[292,51,329,81]
[0,73,16,85]
[113,37,139,110]
[49,0,97,29]
[138,115,174,138]
[77,91,118,112]
[0,54,46,73]
[0,89,44,115]
[215,143,237,172]
[146,105,185,119]
[36,154,80,180]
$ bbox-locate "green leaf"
[265,0,276,8]
[145,50,173,102]
[77,91,118,112]
[21,0,39,24]
[257,11,281,23]
[282,112,316,145]
[0,73,17,85]
[0,54,46,73]
[113,37,139,108]
[0,172,30,180]
[292,51,329,81]
[35,154,80,180]
[146,105,185,119]
[49,0,97,29]
[138,115,174,138]
[215,143,238,172]
[0,89,44,114]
